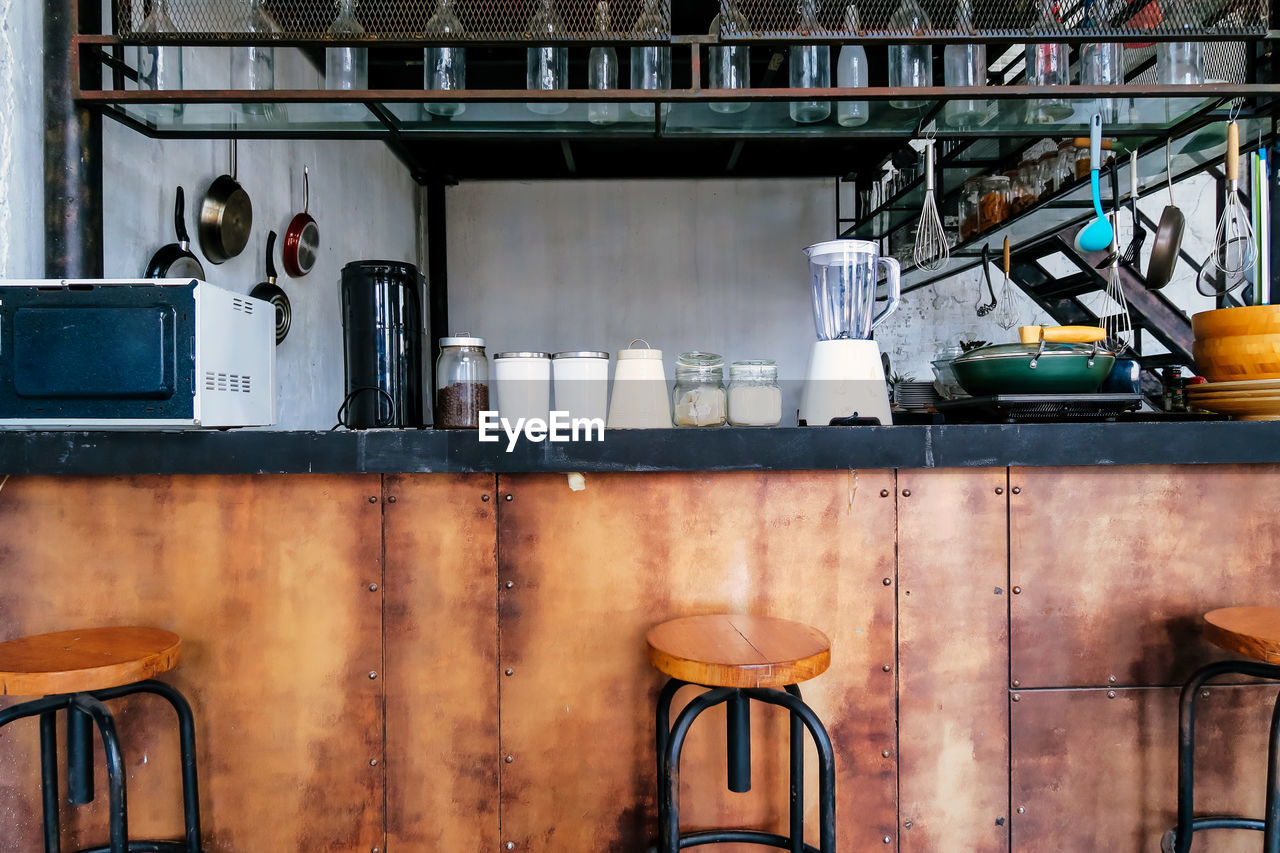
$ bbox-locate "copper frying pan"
[282,166,319,277]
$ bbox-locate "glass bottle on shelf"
[231,0,280,119]
[708,0,750,114]
[1025,0,1072,124]
[943,0,984,127]
[133,0,183,122]
[835,4,868,127]
[1157,29,1204,121]
[1078,0,1123,123]
[526,0,569,115]
[325,0,368,90]
[888,0,932,109]
[424,0,466,117]
[630,0,671,118]
[789,0,831,124]
[588,1,619,125]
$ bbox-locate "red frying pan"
[282,166,320,277]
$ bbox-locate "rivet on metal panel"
[881,749,891,758]
[368,671,378,679]
[368,496,378,503]
[505,494,514,501]
[1017,806,1026,814]
[387,496,397,503]
[882,578,892,586]
[505,668,514,676]
[1012,693,1021,702]
[369,758,378,766]
[882,664,892,672]
[1012,586,1022,594]
[903,821,913,829]
[505,754,514,763]
[901,488,911,497]
[506,843,516,850]
[883,836,892,844]
[1108,675,1117,683]
[1011,486,1022,495]
[1011,679,1020,688]
[368,583,379,592]
[995,487,1004,495]
[1201,689,1211,698]
[1107,691,1116,698]
[372,848,381,853]
[482,494,491,502]
[505,581,514,589]
[880,489,889,497]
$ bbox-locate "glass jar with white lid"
[727,360,782,426]
[672,351,727,427]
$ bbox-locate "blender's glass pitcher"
[804,239,902,340]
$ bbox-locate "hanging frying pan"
[145,186,206,279]
[199,139,253,264]
[282,165,320,277]
[250,230,292,345]
[1146,140,1186,290]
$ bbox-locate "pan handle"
[174,186,191,245]
[266,230,278,281]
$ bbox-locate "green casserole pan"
[951,340,1116,396]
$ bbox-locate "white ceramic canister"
[493,352,552,424]
[606,339,671,429]
[552,351,610,424]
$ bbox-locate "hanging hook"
[303,165,310,214]
[229,138,237,180]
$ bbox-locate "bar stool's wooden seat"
[647,614,836,853]
[0,627,203,853]
[1163,607,1280,853]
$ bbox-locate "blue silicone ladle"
[1075,112,1114,253]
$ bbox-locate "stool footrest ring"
[677,829,821,851]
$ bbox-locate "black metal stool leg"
[1264,688,1280,853]
[785,685,805,853]
[40,710,62,853]
[655,678,686,853]
[67,703,95,807]
[727,690,752,794]
[70,694,127,853]
[661,687,734,853]
[745,688,836,853]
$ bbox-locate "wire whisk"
[913,138,949,272]
[1102,212,1133,352]
[995,236,1019,330]
[1210,120,1257,277]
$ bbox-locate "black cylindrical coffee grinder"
[340,260,427,428]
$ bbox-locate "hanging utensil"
[1102,211,1133,352]
[145,186,205,280]
[282,165,320,278]
[913,138,949,272]
[1146,139,1185,290]
[1120,149,1146,267]
[1209,120,1256,277]
[199,138,253,264]
[250,230,292,345]
[995,236,1018,330]
[976,243,997,317]
[1075,113,1114,253]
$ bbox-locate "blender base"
[800,339,892,426]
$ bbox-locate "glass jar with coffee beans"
[435,335,490,429]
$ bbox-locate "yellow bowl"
[1193,333,1280,381]
[1192,305,1280,339]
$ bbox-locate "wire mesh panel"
[719,0,1268,39]
[117,0,672,41]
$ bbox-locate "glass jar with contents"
[1055,139,1077,189]
[959,176,981,242]
[1011,161,1039,214]
[977,174,1011,232]
[435,335,490,428]
[1037,150,1059,196]
[672,351,727,427]
[727,360,782,426]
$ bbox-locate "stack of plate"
[894,381,940,411]
[1186,379,1280,420]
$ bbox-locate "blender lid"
[804,238,880,260]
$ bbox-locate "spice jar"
[1055,139,1077,190]
[1037,150,1058,196]
[435,335,490,429]
[977,174,1011,232]
[959,176,981,242]
[727,360,782,426]
[672,351,727,427]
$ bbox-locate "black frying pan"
[145,186,205,280]
[250,230,292,345]
[1146,141,1185,290]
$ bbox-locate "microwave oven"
[0,278,276,429]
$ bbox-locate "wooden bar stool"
[646,613,836,853]
[0,627,203,853]
[1162,607,1280,853]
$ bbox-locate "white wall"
[100,47,418,430]
[0,0,44,278]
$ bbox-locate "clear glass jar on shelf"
[435,335,490,429]
[424,0,467,117]
[588,1,619,125]
[672,351,727,427]
[789,0,831,123]
[326,0,369,90]
[942,0,984,127]
[1037,150,1059,196]
[709,0,751,114]
[976,174,1011,232]
[1055,139,1077,189]
[631,0,671,118]
[526,0,569,115]
[959,176,981,242]
[888,0,933,108]
[728,360,783,426]
[1024,0,1072,124]
[835,3,869,127]
[1011,160,1039,214]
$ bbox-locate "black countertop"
[0,421,1276,475]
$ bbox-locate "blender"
[799,239,902,426]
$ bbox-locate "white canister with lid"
[607,339,671,429]
[552,351,610,424]
[493,351,551,424]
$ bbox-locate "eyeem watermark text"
[478,411,605,452]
